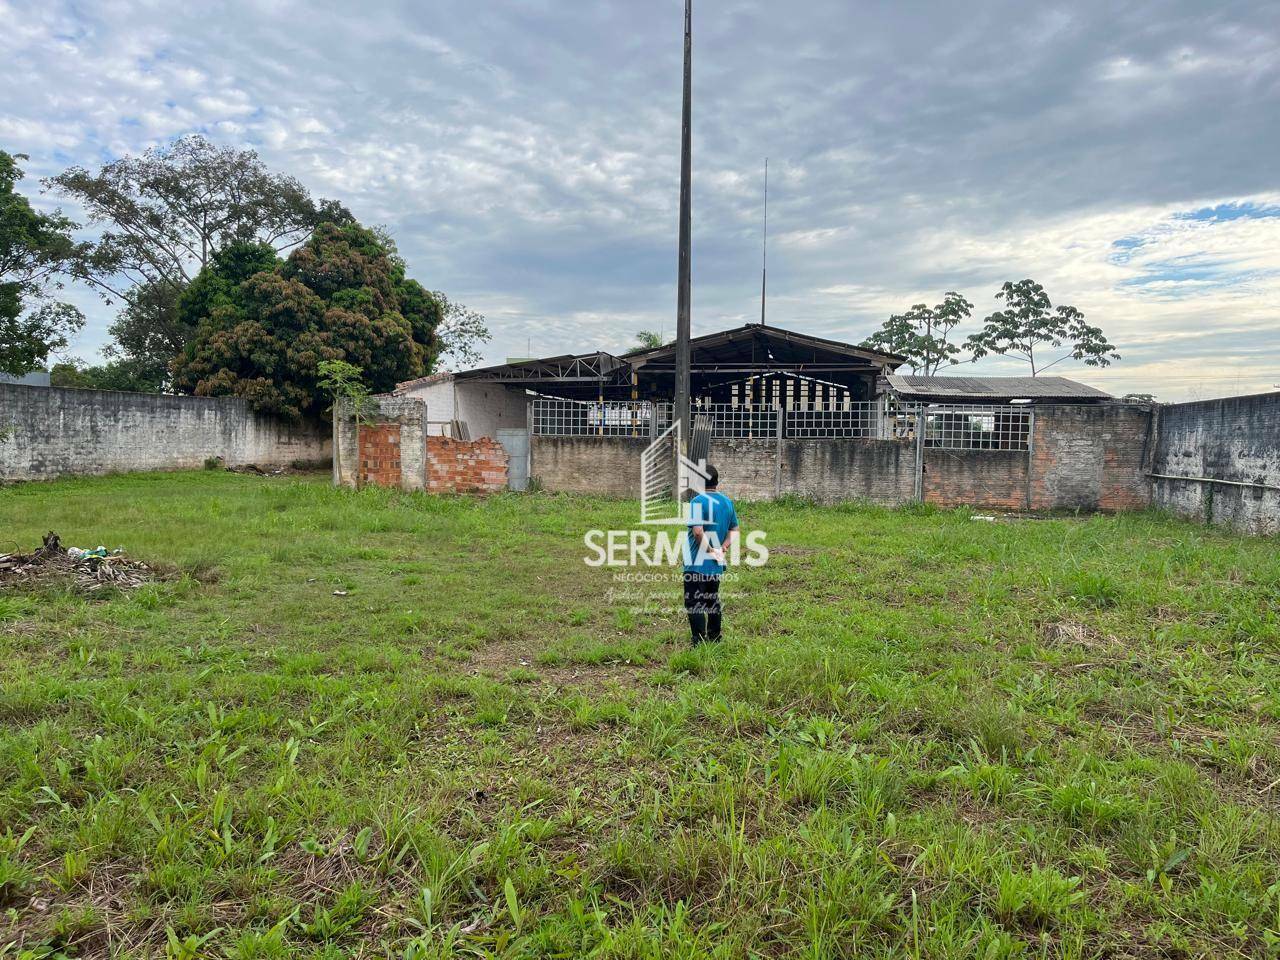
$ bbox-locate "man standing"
[683,465,738,644]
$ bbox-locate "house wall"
[398,379,528,439]
[1151,392,1280,536]
[454,383,528,439]
[0,383,330,481]
[404,379,455,436]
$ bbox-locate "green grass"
[2,471,1279,958]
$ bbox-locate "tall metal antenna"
[673,0,693,447]
[760,157,768,326]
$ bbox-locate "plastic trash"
[67,546,111,560]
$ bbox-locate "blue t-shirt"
[683,491,739,575]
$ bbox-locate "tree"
[633,330,666,350]
[317,358,376,487]
[862,292,973,375]
[49,357,165,393]
[966,280,1118,375]
[1,151,86,376]
[1122,392,1158,404]
[432,291,491,369]
[101,281,185,389]
[363,229,489,370]
[171,223,441,419]
[46,134,352,379]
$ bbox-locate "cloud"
[0,0,1277,400]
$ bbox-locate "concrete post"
[1025,409,1037,510]
[774,406,784,498]
[913,408,926,503]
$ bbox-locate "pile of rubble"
[0,532,157,593]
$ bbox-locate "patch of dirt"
[466,637,662,694]
[1040,619,1117,652]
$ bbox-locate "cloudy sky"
[3,0,1278,400]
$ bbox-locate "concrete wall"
[530,404,1159,514]
[399,378,528,439]
[0,383,330,480]
[1151,392,1280,536]
[532,436,917,505]
[708,438,779,501]
[531,436,647,497]
[782,439,917,505]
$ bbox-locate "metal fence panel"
[531,398,1031,450]
[531,399,670,437]
[786,402,884,439]
[691,403,780,439]
[921,405,1031,450]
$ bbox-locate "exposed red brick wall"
[1028,405,1152,512]
[426,436,508,494]
[358,423,402,488]
[924,449,1029,510]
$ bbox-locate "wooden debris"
[0,531,158,593]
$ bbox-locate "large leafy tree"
[1,151,86,376]
[966,279,1118,375]
[49,357,165,393]
[172,223,442,419]
[862,291,973,375]
[46,134,352,381]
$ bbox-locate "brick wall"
[358,424,402,488]
[529,405,1159,516]
[783,439,916,505]
[925,449,1028,509]
[0,383,330,481]
[1029,405,1152,512]
[334,396,426,490]
[426,436,509,494]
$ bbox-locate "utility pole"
[673,0,693,449]
[760,157,768,326]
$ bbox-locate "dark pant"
[683,572,722,644]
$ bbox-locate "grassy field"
[2,471,1279,959]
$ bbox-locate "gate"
[496,428,530,491]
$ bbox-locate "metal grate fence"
[787,402,884,439]
[921,406,1031,450]
[530,399,671,437]
[692,403,782,438]
[530,399,1032,450]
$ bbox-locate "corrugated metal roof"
[887,374,1113,401]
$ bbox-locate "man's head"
[704,464,719,490]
